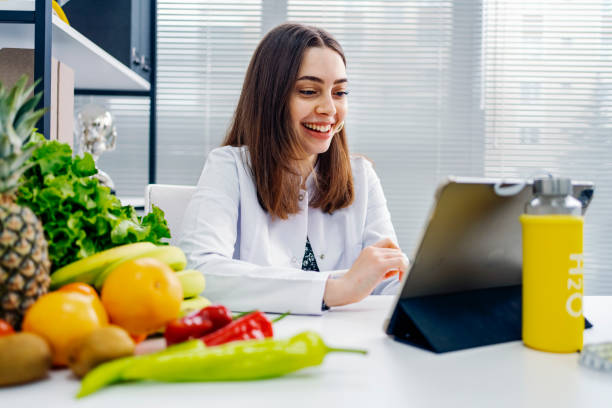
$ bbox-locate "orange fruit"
[58,282,99,298]
[101,257,183,335]
[22,291,108,366]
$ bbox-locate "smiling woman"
[179,23,408,315]
[223,24,353,219]
[291,47,348,167]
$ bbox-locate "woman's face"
[289,46,348,163]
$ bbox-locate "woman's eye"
[299,90,316,96]
[335,91,349,97]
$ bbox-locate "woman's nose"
[315,93,336,116]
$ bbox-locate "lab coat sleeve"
[361,160,403,295]
[179,147,330,315]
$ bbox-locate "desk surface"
[2,296,611,408]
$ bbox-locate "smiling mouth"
[302,123,333,133]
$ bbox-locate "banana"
[50,242,157,289]
[180,296,211,317]
[93,245,188,289]
[175,269,206,299]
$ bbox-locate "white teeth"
[304,123,332,133]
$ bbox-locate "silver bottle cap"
[533,177,572,196]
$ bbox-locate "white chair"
[144,184,196,245]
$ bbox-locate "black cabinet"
[63,0,151,82]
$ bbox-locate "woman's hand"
[323,238,408,307]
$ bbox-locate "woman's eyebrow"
[296,75,348,84]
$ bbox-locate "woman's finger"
[365,247,401,258]
[380,254,409,273]
[372,237,399,249]
[378,248,404,258]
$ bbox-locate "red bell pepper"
[201,310,273,346]
[165,305,233,346]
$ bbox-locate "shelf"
[0,1,150,91]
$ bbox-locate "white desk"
[1,296,611,408]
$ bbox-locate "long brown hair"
[222,23,354,220]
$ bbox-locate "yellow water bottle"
[520,177,584,353]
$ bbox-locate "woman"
[179,23,408,315]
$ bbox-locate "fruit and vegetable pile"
[0,77,366,398]
[1,242,211,384]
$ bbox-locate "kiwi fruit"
[0,332,52,386]
[68,325,135,378]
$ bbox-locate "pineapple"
[0,76,51,329]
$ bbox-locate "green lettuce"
[17,138,171,270]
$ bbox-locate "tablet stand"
[386,285,591,353]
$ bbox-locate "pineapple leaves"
[14,106,45,143]
[14,89,42,123]
[0,76,45,191]
[0,76,45,155]
[14,89,44,142]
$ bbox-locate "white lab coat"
[179,145,401,315]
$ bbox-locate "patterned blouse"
[301,237,320,272]
[302,237,329,310]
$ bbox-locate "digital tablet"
[394,177,594,300]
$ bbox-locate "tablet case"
[385,178,595,353]
[386,284,592,353]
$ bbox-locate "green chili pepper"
[77,331,366,398]
[77,356,134,399]
[124,331,366,381]
[77,339,205,398]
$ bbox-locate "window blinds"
[76,0,612,294]
[156,0,262,183]
[482,1,612,294]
